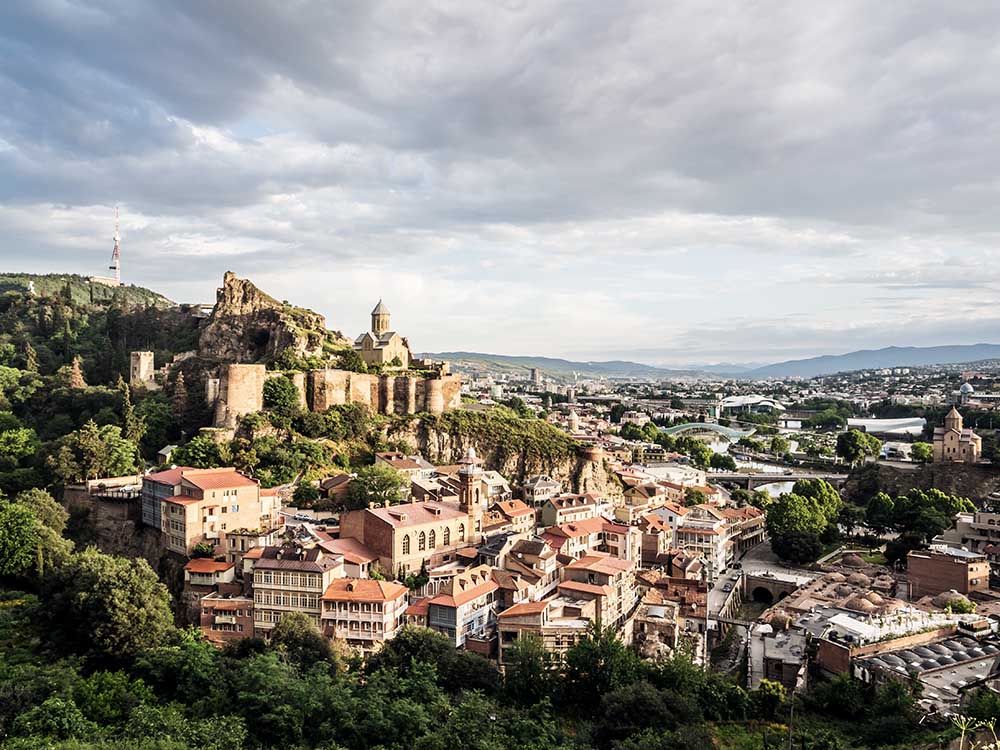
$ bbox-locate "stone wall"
[213,366,462,427]
[214,364,266,428]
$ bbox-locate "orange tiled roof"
[185,559,235,574]
[322,578,408,602]
[182,468,258,491]
[498,600,550,618]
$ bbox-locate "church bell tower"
[371,299,391,336]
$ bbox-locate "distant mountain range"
[742,343,1000,378]
[418,352,704,379]
[423,344,1000,381]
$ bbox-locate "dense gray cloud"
[1,1,999,364]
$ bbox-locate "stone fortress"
[128,272,461,429]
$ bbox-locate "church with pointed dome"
[933,406,982,463]
[353,299,413,368]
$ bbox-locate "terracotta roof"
[558,580,615,597]
[182,468,258,491]
[165,494,202,505]
[185,559,235,574]
[318,537,379,564]
[406,598,430,616]
[429,565,499,607]
[498,600,550,618]
[496,499,534,518]
[243,547,264,560]
[367,501,466,528]
[145,466,195,486]
[566,553,633,575]
[549,493,599,509]
[322,578,407,602]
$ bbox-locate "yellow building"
[933,407,982,464]
[354,300,412,368]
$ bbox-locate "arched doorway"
[751,587,775,605]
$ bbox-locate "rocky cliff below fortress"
[385,413,623,498]
[845,461,1000,503]
[199,271,350,363]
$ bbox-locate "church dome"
[960,382,975,395]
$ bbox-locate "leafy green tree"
[684,488,707,507]
[42,547,175,660]
[865,492,896,536]
[292,482,320,506]
[270,611,343,674]
[502,633,554,707]
[562,623,642,711]
[836,429,882,466]
[910,442,933,463]
[770,530,823,564]
[750,679,786,720]
[47,420,140,483]
[171,435,227,469]
[335,348,368,373]
[344,463,409,510]
[191,541,215,558]
[610,403,627,423]
[770,435,790,454]
[0,501,40,577]
[709,452,737,471]
[12,695,96,741]
[593,681,700,747]
[262,375,300,416]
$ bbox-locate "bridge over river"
[711,470,849,490]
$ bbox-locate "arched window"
[475,488,481,503]
[418,531,426,551]
[443,527,451,546]
[402,535,410,555]
[428,529,436,549]
[458,523,465,542]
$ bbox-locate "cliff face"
[845,461,1000,502]
[386,418,623,498]
[199,271,349,363]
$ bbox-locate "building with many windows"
[141,466,279,555]
[251,544,344,635]
[320,578,410,653]
[426,564,499,647]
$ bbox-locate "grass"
[860,551,888,566]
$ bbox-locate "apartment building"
[674,504,731,578]
[523,474,562,507]
[427,564,499,647]
[141,466,279,555]
[497,597,596,665]
[252,544,344,635]
[540,493,599,527]
[907,546,991,598]
[559,553,638,633]
[199,591,254,646]
[542,517,641,562]
[320,578,409,653]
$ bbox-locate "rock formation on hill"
[198,271,349,363]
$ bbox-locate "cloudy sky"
[2,1,999,366]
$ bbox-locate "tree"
[836,429,881,466]
[684,488,707,507]
[335,348,368,373]
[0,501,40,577]
[610,403,627,423]
[865,492,896,536]
[22,341,38,373]
[191,541,215,558]
[171,371,189,419]
[263,375,300,416]
[709,452,737,471]
[293,482,320,507]
[769,435,790,454]
[117,376,146,446]
[270,612,343,674]
[562,623,642,711]
[171,435,226,469]
[47,421,140,483]
[42,547,175,660]
[910,442,933,463]
[770,530,823,564]
[503,633,554,707]
[68,355,87,388]
[750,679,786,720]
[344,463,409,510]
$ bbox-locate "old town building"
[320,578,410,653]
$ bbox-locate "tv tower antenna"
[109,206,121,286]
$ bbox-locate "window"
[429,529,436,549]
[402,535,410,555]
[458,524,465,542]
[231,505,239,513]
[418,531,426,551]
[221,506,227,514]
[443,527,450,545]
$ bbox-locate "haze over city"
[2,2,999,364]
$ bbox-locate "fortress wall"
[441,375,462,409]
[214,366,461,426]
[214,364,266,428]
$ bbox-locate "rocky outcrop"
[199,271,349,363]
[386,417,623,498]
[845,461,1000,503]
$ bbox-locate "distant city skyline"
[2,2,1000,365]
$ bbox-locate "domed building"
[933,407,981,463]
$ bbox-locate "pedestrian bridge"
[661,422,756,441]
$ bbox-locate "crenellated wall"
[212,365,461,426]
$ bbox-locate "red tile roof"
[496,499,534,518]
[558,580,614,597]
[566,553,634,575]
[367,501,466,528]
[145,466,194,486]
[185,559,235,574]
[182,468,258,491]
[318,537,378,564]
[498,600,550,618]
[321,578,407,602]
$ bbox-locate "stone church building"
[354,300,412,368]
[933,407,982,464]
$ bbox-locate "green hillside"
[0,273,173,308]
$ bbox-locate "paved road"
[707,542,818,617]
